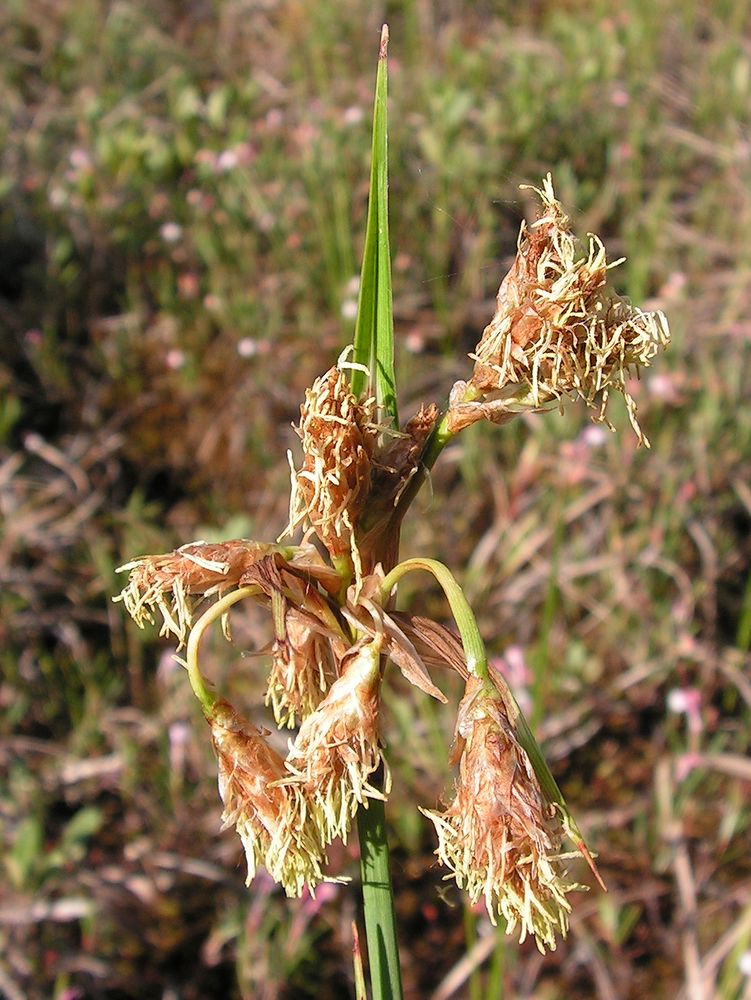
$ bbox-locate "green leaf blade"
[351,25,398,428]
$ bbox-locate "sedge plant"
[115,26,669,999]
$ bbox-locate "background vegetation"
[1,1,750,997]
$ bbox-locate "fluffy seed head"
[286,366,377,572]
[114,540,274,646]
[422,677,583,952]
[208,699,326,897]
[283,637,387,846]
[265,608,339,729]
[449,176,670,443]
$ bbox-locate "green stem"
[419,408,457,470]
[379,557,488,681]
[185,586,261,713]
[332,553,354,605]
[389,409,454,527]
[390,383,484,527]
[357,794,403,1000]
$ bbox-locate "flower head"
[283,637,387,846]
[265,606,340,729]
[114,540,275,646]
[448,176,670,443]
[285,365,377,575]
[422,677,583,952]
[207,698,326,897]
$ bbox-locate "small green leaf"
[8,816,43,889]
[61,805,103,847]
[350,25,398,427]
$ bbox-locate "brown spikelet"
[208,699,326,897]
[370,403,439,508]
[356,404,440,571]
[265,607,340,729]
[282,638,387,846]
[448,176,670,443]
[422,677,584,953]
[114,540,276,645]
[285,366,377,573]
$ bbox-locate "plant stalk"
[185,585,260,713]
[379,556,489,681]
[357,790,404,1000]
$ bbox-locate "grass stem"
[357,791,404,1000]
[185,586,261,713]
[380,556,489,680]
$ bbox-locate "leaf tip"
[379,23,389,60]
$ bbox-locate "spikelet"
[207,699,326,897]
[114,540,274,646]
[282,638,387,846]
[265,607,340,729]
[422,677,583,953]
[447,176,670,443]
[285,366,377,576]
